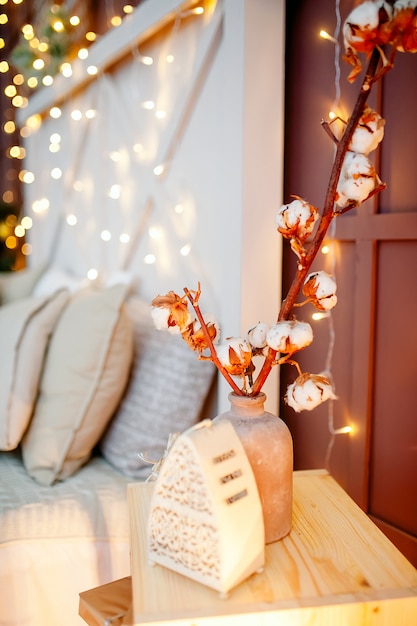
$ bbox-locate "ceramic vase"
[213,392,293,544]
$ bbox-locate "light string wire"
[322,0,351,472]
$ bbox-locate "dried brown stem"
[184,287,243,395]
[251,47,384,397]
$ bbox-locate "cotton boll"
[336,152,376,208]
[151,306,172,331]
[392,0,417,52]
[337,175,376,208]
[349,108,385,155]
[275,197,319,242]
[342,152,375,179]
[303,271,338,311]
[247,322,269,349]
[285,373,337,413]
[343,1,393,81]
[216,337,252,376]
[266,320,313,353]
[343,1,393,53]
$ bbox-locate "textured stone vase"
[213,392,293,544]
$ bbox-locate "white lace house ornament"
[147,419,265,595]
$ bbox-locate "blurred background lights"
[120,233,130,243]
[51,167,62,179]
[21,170,34,184]
[50,106,62,119]
[21,216,32,229]
[149,226,163,240]
[144,254,156,264]
[32,198,50,214]
[100,229,111,241]
[87,268,98,280]
[66,214,77,226]
[109,184,120,199]
[71,109,82,120]
[180,243,191,256]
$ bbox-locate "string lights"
[0,0,150,266]
[1,1,207,273]
[318,0,352,470]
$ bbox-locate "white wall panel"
[17,0,285,413]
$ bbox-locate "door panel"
[283,0,417,566]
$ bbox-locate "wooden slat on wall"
[282,0,417,566]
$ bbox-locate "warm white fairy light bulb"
[144,254,156,264]
[120,233,130,243]
[71,109,82,121]
[319,29,337,43]
[101,230,111,241]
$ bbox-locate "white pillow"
[21,284,133,486]
[32,266,87,297]
[0,290,70,451]
[100,298,216,479]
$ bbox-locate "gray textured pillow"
[21,284,133,485]
[100,298,216,479]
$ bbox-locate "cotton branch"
[184,287,243,395]
[251,47,384,397]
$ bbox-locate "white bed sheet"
[0,451,134,626]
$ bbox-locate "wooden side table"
[127,469,417,625]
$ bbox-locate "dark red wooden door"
[282,0,417,566]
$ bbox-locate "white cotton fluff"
[275,198,318,239]
[305,271,337,299]
[349,112,385,155]
[285,374,337,413]
[151,305,194,335]
[266,320,313,353]
[247,322,269,349]
[336,152,376,208]
[192,314,221,344]
[343,1,393,50]
[394,0,417,12]
[216,337,252,369]
[303,271,338,311]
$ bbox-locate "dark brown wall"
[282,0,417,565]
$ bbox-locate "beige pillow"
[0,265,46,305]
[0,290,70,451]
[21,284,133,486]
[100,298,216,479]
